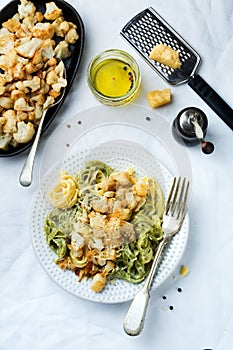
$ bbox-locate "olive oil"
[92,59,135,98]
[87,49,141,106]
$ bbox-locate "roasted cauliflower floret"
[44,2,62,21]
[16,111,28,121]
[35,11,44,23]
[24,62,42,74]
[2,18,21,33]
[15,81,29,93]
[0,86,6,96]
[11,89,26,101]
[15,37,42,58]
[34,104,43,120]
[43,96,54,109]
[0,134,12,150]
[0,28,11,38]
[65,28,79,44]
[52,77,67,92]
[0,49,18,71]
[46,70,58,85]
[59,21,70,35]
[55,60,65,77]
[41,39,55,60]
[13,121,35,143]
[30,93,45,105]
[0,96,14,109]
[12,63,25,80]
[54,41,71,59]
[32,23,55,40]
[31,49,43,65]
[52,17,66,37]
[14,97,34,111]
[22,76,41,92]
[21,15,36,33]
[18,0,36,20]
[2,110,17,134]
[0,35,15,55]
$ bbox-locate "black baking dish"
[0,0,85,157]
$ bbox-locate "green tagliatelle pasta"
[44,160,165,289]
[44,208,76,258]
[110,178,164,283]
[77,160,114,210]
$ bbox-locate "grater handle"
[188,74,233,130]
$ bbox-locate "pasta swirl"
[50,171,79,209]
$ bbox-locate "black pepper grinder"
[172,107,214,154]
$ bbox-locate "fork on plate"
[123,177,190,336]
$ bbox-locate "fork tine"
[179,179,190,219]
[175,177,186,218]
[176,178,190,219]
[170,177,181,215]
[165,177,176,214]
[166,177,190,219]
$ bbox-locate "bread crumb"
[147,88,171,108]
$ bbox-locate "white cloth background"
[0,0,233,349]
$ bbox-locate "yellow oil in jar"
[92,59,135,98]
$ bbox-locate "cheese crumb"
[180,265,189,277]
[147,88,171,108]
[149,44,181,69]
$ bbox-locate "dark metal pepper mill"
[172,107,214,154]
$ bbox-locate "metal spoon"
[19,62,67,187]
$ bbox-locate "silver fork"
[123,177,190,336]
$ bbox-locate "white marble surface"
[0,0,233,349]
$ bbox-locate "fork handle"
[123,288,150,336]
[123,238,167,336]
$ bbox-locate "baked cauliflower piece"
[0,0,79,151]
[54,41,71,59]
[15,37,43,58]
[0,133,12,150]
[0,97,14,109]
[18,0,36,20]
[2,18,21,33]
[14,97,34,111]
[13,121,35,143]
[2,110,17,134]
[32,22,54,40]
[44,2,62,21]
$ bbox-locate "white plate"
[31,142,189,303]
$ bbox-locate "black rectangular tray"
[0,0,85,157]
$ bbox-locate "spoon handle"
[19,110,47,187]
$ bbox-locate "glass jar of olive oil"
[87,49,141,106]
